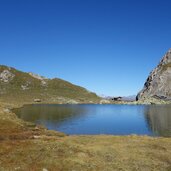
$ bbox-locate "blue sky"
[0,0,171,96]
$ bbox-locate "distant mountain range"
[0,65,100,104]
[100,95,136,101]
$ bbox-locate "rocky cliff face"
[137,48,171,100]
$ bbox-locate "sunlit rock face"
[137,48,171,100]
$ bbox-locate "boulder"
[34,99,41,102]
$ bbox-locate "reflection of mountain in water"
[144,105,171,137]
[15,104,171,136]
[14,104,89,127]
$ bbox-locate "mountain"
[0,65,100,104]
[101,95,136,101]
[137,48,171,100]
[121,95,136,101]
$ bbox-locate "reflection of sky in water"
[14,104,171,137]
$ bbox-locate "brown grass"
[0,103,171,171]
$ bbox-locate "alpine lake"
[14,104,171,137]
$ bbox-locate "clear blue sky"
[0,0,171,96]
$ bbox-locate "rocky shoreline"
[100,97,171,105]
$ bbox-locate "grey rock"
[100,99,110,104]
[42,168,48,171]
[34,99,41,102]
[28,72,46,80]
[137,48,171,100]
[0,70,15,83]
[29,72,48,86]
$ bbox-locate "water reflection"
[15,104,88,126]
[144,105,171,137]
[14,104,171,136]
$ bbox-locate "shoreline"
[0,101,171,170]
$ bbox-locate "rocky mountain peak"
[137,48,171,100]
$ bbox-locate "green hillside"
[0,65,100,104]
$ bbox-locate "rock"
[28,72,46,80]
[133,97,170,105]
[41,80,47,86]
[21,84,30,90]
[29,72,47,87]
[3,108,10,113]
[42,168,48,171]
[33,135,41,139]
[66,99,78,104]
[100,99,110,104]
[34,99,41,102]
[137,48,171,101]
[0,70,15,83]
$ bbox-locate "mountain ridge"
[0,65,100,104]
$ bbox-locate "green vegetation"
[0,65,100,104]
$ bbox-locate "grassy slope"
[0,65,100,104]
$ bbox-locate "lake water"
[14,104,171,137]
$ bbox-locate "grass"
[0,65,101,104]
[1,134,171,170]
[0,102,171,171]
